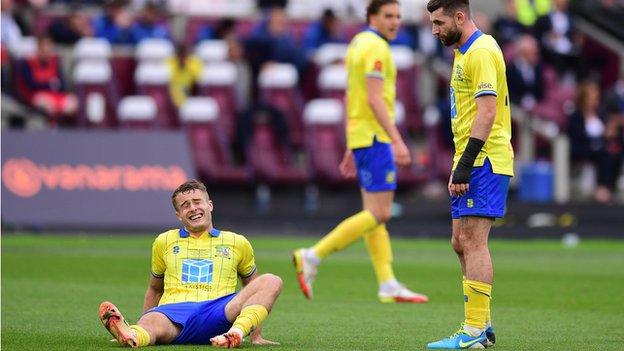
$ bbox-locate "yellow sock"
[312,210,378,259]
[232,305,269,336]
[463,279,492,330]
[364,224,395,284]
[130,325,150,347]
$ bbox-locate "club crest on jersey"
[173,246,180,254]
[454,65,464,81]
[215,245,231,259]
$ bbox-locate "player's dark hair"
[171,179,208,210]
[426,0,470,16]
[366,0,400,24]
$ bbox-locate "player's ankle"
[304,249,321,266]
[379,279,400,292]
[229,328,244,339]
[463,324,484,337]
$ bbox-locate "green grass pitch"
[2,234,624,350]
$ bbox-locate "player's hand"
[251,336,280,346]
[339,150,357,179]
[250,328,280,346]
[448,172,469,197]
[392,140,411,168]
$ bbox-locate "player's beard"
[440,25,462,47]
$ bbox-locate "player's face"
[429,8,462,47]
[174,189,213,233]
[370,3,401,40]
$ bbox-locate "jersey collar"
[179,227,221,238]
[366,26,389,42]
[458,30,483,55]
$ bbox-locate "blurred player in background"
[293,0,429,304]
[99,180,282,348]
[426,0,513,348]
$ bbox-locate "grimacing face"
[429,8,463,47]
[370,3,401,41]
[174,189,213,233]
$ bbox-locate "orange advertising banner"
[2,130,196,230]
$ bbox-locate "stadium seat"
[117,95,157,129]
[179,97,250,185]
[303,98,355,187]
[134,61,177,128]
[135,38,174,62]
[73,60,119,128]
[14,36,37,59]
[195,40,228,62]
[313,43,348,67]
[246,116,308,185]
[318,64,347,100]
[198,61,239,139]
[73,38,112,62]
[258,63,305,147]
[532,66,575,128]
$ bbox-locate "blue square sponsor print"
[181,259,213,283]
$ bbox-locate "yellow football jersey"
[450,30,514,176]
[345,29,396,149]
[151,227,256,305]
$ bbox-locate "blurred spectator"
[301,8,346,58]
[1,0,24,55]
[515,0,552,27]
[494,0,528,47]
[507,35,544,111]
[196,18,244,61]
[166,43,203,108]
[93,0,134,45]
[534,0,579,77]
[257,0,287,10]
[233,103,290,163]
[390,26,416,49]
[245,7,306,100]
[20,36,77,125]
[130,1,171,43]
[568,81,621,203]
[49,10,94,45]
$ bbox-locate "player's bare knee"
[261,273,283,295]
[372,209,392,224]
[451,236,462,254]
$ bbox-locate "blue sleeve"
[21,61,50,90]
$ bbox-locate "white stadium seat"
[303,99,343,125]
[117,96,157,121]
[195,40,229,62]
[199,61,238,86]
[179,97,220,123]
[73,38,112,61]
[258,63,298,88]
[135,38,174,62]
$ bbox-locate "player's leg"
[211,273,283,348]
[99,301,181,347]
[360,189,428,303]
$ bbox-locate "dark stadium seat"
[179,97,250,185]
[134,61,178,128]
[246,119,308,185]
[532,66,575,128]
[198,61,239,140]
[394,101,428,187]
[303,99,355,187]
[258,63,305,147]
[73,60,119,128]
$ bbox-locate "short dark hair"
[171,179,208,210]
[366,0,400,24]
[426,0,470,16]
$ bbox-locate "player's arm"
[143,275,164,311]
[239,269,258,286]
[366,77,411,167]
[450,95,496,195]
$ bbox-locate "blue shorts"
[352,137,397,192]
[145,293,236,344]
[451,158,511,219]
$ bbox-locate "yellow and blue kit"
[146,227,256,344]
[449,30,514,218]
[345,28,397,192]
